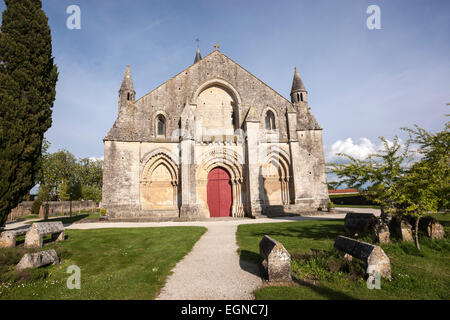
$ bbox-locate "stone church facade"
[102,46,329,220]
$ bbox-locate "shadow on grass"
[14,233,70,247]
[239,250,262,277]
[292,276,356,300]
[29,214,91,225]
[246,221,344,242]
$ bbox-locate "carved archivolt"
[141,152,179,185]
[261,147,292,205]
[196,147,245,217]
[192,78,242,106]
[140,151,180,210]
[196,147,243,181]
[141,149,179,172]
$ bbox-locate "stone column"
[179,102,200,218]
[180,138,197,218]
[286,106,302,205]
[244,114,262,217]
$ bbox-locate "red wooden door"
[207,168,232,217]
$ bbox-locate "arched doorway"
[207,167,232,217]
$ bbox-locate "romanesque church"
[102,45,329,220]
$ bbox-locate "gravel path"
[156,223,261,300]
[335,207,381,216]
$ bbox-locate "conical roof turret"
[291,67,307,94]
[120,65,135,92]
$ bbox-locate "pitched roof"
[328,189,359,194]
[136,49,292,105]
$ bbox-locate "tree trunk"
[415,216,421,251]
[70,200,72,217]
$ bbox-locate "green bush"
[31,198,42,216]
[329,194,377,206]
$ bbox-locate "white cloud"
[327,137,377,161]
[88,156,104,162]
[326,137,403,162]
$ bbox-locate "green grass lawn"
[237,214,450,300]
[0,226,206,299]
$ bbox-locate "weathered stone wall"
[7,201,99,222]
[295,129,329,209]
[7,201,33,222]
[102,141,141,218]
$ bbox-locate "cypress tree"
[0,0,58,228]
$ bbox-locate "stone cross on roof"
[214,43,219,51]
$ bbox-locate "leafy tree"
[402,121,449,211]
[31,183,50,216]
[77,157,103,202]
[329,119,449,250]
[60,179,82,217]
[36,149,103,212]
[38,149,77,200]
[397,120,450,249]
[327,181,339,190]
[81,185,102,203]
[0,0,58,228]
[328,136,411,214]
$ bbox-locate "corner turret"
[119,65,135,113]
[290,67,307,103]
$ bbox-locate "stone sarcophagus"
[334,235,391,280]
[419,216,445,239]
[0,227,29,248]
[15,249,60,271]
[344,212,377,237]
[259,235,292,283]
[24,222,65,249]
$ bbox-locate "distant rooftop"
[328,189,359,194]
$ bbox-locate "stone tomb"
[334,235,391,280]
[371,220,390,244]
[16,249,60,271]
[419,216,445,240]
[396,218,414,242]
[0,227,30,248]
[344,212,377,237]
[259,235,292,282]
[24,222,65,249]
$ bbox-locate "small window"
[265,111,276,130]
[297,93,300,101]
[157,115,166,136]
[127,93,130,101]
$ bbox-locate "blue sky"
[1,0,449,163]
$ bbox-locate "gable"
[107,50,294,142]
